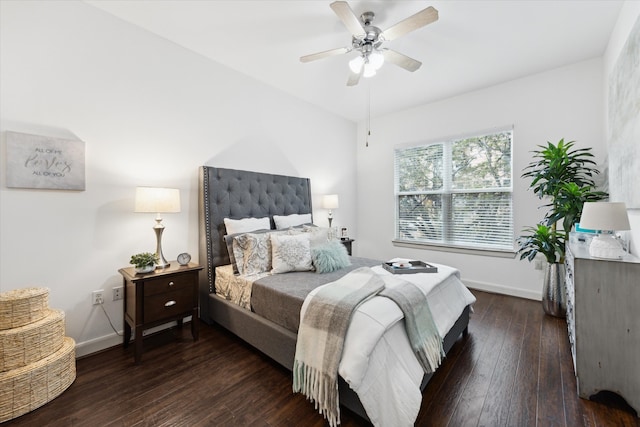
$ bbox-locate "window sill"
[392,240,517,259]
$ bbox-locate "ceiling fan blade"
[330,1,365,37]
[346,70,362,86]
[383,49,422,72]
[300,47,350,63]
[382,6,438,41]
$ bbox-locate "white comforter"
[305,260,476,427]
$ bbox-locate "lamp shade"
[322,194,339,210]
[579,202,630,231]
[349,56,364,74]
[134,187,181,213]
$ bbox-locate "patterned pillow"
[270,233,313,274]
[311,241,351,273]
[234,230,284,275]
[224,229,267,274]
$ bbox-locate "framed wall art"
[5,131,85,191]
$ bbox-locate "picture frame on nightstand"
[340,227,348,239]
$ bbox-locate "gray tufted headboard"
[197,166,312,322]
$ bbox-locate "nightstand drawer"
[144,288,193,323]
[143,274,193,297]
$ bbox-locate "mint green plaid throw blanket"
[379,275,445,374]
[292,267,384,427]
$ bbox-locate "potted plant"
[518,139,607,317]
[130,252,159,274]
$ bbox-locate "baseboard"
[75,332,123,358]
[463,279,541,301]
[74,318,188,358]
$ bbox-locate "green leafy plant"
[129,252,159,268]
[548,182,608,240]
[518,139,607,263]
[517,224,566,264]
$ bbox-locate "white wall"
[604,1,640,255]
[0,1,357,356]
[356,59,606,300]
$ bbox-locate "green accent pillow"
[311,241,351,274]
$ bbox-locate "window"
[394,129,513,252]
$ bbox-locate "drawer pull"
[165,300,177,308]
[168,281,175,287]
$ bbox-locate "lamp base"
[153,221,170,268]
[588,234,625,260]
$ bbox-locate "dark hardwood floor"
[5,291,639,426]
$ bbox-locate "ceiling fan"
[300,1,439,86]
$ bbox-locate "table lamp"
[578,202,630,259]
[135,187,181,268]
[322,194,339,227]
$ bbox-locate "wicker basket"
[0,288,49,330]
[0,337,76,423]
[0,309,65,372]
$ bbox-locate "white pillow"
[224,216,270,235]
[270,233,313,274]
[273,213,312,230]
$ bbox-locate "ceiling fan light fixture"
[363,62,377,78]
[301,2,439,86]
[369,50,384,70]
[349,55,364,73]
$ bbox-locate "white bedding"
[309,260,476,427]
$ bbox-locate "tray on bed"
[382,260,438,274]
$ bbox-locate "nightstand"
[118,262,202,364]
[339,238,354,256]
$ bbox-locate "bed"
[198,166,475,425]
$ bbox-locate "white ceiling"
[85,0,624,122]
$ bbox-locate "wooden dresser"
[565,240,640,416]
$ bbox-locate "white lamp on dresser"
[578,202,630,259]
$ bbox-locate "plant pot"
[134,265,155,274]
[542,262,566,318]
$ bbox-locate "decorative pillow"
[224,229,270,274]
[273,213,312,230]
[311,241,351,274]
[234,230,284,276]
[303,225,332,248]
[223,216,270,235]
[270,233,313,274]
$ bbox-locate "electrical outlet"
[92,290,104,305]
[113,286,124,301]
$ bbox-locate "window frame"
[393,128,516,256]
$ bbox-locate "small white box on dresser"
[565,235,640,417]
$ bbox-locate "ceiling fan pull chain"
[366,86,371,147]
